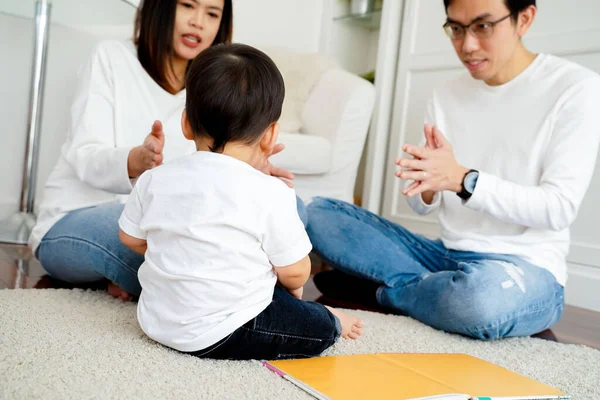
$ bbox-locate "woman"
[29,0,237,300]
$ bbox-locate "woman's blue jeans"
[36,199,308,296]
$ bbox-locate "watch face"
[464,171,479,193]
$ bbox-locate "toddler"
[118,43,363,360]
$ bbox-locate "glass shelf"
[334,8,382,30]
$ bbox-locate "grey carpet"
[0,289,598,399]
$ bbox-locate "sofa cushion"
[270,132,332,175]
[261,47,339,134]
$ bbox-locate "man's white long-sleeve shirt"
[408,54,600,286]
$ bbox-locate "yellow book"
[263,353,570,400]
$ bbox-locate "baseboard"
[565,263,600,312]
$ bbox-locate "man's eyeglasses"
[443,13,512,40]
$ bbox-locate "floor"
[1,243,599,349]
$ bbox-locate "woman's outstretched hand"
[128,120,165,179]
[259,143,295,188]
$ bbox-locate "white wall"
[366,30,380,73]
[234,0,381,74]
[0,0,136,26]
[320,0,380,75]
[353,29,381,201]
[232,0,324,53]
[318,0,382,202]
[0,14,31,219]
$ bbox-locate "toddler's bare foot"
[325,306,364,339]
[108,282,133,301]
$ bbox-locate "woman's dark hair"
[185,44,285,153]
[443,0,536,22]
[134,0,233,94]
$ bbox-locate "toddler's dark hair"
[185,43,285,152]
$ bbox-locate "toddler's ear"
[181,109,194,140]
[260,122,280,154]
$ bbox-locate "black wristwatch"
[457,169,479,201]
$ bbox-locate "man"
[306,0,600,340]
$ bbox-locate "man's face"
[446,0,521,84]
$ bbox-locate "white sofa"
[259,46,375,203]
[271,68,375,203]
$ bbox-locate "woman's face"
[173,0,225,62]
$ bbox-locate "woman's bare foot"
[107,282,133,301]
[325,306,364,339]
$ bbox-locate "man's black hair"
[443,0,536,22]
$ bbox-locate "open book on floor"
[263,353,570,400]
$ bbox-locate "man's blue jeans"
[306,197,564,340]
[36,199,309,296]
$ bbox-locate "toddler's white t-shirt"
[119,151,312,352]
